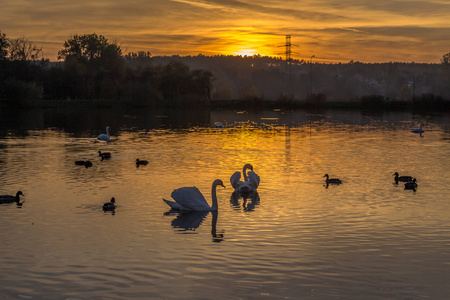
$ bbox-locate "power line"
[285,35,293,96]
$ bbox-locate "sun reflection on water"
[1,114,449,299]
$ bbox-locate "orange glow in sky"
[1,0,449,62]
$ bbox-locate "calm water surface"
[0,108,449,299]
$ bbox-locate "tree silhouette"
[58,33,120,62]
[441,52,450,64]
[0,31,9,60]
[8,36,42,61]
[58,33,123,99]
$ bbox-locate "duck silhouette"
[98,151,111,160]
[324,174,342,184]
[103,197,116,211]
[136,159,148,166]
[393,172,413,183]
[404,178,418,191]
[75,160,93,168]
[0,191,24,205]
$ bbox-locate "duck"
[393,172,413,183]
[98,126,111,142]
[411,124,424,134]
[404,178,418,190]
[98,151,111,160]
[136,159,148,166]
[103,197,116,210]
[324,174,342,184]
[0,191,24,204]
[74,160,93,168]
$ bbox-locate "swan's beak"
[221,184,226,188]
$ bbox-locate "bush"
[305,93,327,107]
[360,95,385,108]
[123,82,162,106]
[413,93,449,110]
[1,79,42,107]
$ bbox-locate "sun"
[233,48,259,57]
[211,29,281,58]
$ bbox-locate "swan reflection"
[230,191,260,211]
[166,210,224,242]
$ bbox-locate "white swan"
[98,126,111,142]
[163,179,225,211]
[411,124,424,133]
[230,164,260,195]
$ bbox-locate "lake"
[1,107,449,299]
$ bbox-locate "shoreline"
[1,96,449,111]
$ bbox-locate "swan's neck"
[211,183,219,210]
[106,127,110,137]
[243,164,252,181]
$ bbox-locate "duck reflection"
[230,191,260,211]
[166,210,224,242]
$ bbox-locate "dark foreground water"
[0,107,449,299]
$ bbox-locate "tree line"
[1,30,449,109]
[0,32,213,107]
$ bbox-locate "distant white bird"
[411,124,424,134]
[163,179,225,211]
[98,126,111,142]
[230,164,260,195]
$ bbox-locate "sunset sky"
[1,0,449,63]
